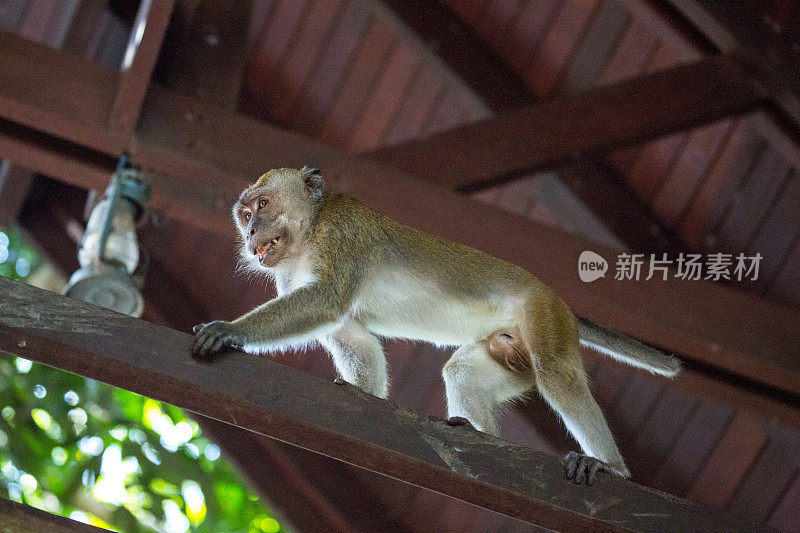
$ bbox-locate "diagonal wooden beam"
[0,498,109,533]
[108,0,176,138]
[132,87,800,399]
[649,0,800,131]
[0,160,34,227]
[0,277,768,532]
[367,54,767,191]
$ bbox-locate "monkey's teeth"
[255,238,280,260]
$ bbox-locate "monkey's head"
[233,166,325,270]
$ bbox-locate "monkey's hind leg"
[518,297,630,484]
[320,320,388,399]
[442,336,534,436]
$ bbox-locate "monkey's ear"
[301,166,325,202]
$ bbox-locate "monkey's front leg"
[192,283,347,358]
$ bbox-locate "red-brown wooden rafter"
[368,54,766,192]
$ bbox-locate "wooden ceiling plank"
[727,437,800,525]
[267,0,344,122]
[0,278,769,532]
[383,63,444,144]
[526,0,601,96]
[752,181,800,287]
[375,0,527,113]
[682,120,763,250]
[349,40,420,152]
[162,0,254,110]
[289,0,372,136]
[651,119,735,230]
[599,16,659,86]
[240,0,310,110]
[625,386,699,483]
[561,0,630,92]
[501,0,561,75]
[653,0,800,130]
[686,411,768,507]
[716,146,791,252]
[768,471,800,532]
[648,400,733,496]
[318,17,394,146]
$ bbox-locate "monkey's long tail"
[577,317,680,377]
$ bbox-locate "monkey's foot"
[564,452,625,485]
[446,416,475,430]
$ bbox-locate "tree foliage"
[0,356,282,533]
[0,226,282,532]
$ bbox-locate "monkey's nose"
[249,226,256,236]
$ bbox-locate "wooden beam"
[367,54,767,191]
[555,160,685,256]
[133,88,800,399]
[0,31,123,154]
[1,70,792,402]
[108,0,177,137]
[0,498,109,533]
[0,115,116,193]
[0,278,767,532]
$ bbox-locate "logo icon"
[578,251,608,282]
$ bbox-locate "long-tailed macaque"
[192,167,679,484]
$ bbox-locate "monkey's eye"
[258,198,268,209]
[244,212,251,222]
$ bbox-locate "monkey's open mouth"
[255,236,281,263]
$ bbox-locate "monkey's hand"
[564,452,626,485]
[192,321,242,359]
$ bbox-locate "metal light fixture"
[65,157,151,317]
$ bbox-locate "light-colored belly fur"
[354,269,515,346]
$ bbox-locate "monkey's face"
[233,167,325,271]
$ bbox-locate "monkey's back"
[312,193,552,303]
